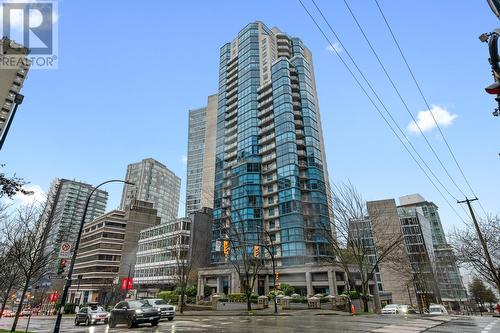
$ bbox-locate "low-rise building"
[69,200,160,305]
[134,208,213,297]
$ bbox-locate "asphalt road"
[0,314,498,333]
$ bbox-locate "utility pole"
[457,198,500,290]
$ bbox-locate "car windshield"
[88,306,105,312]
[429,307,442,312]
[154,300,168,305]
[385,305,399,309]
[128,300,151,309]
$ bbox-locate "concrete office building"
[185,95,217,215]
[69,200,160,305]
[399,194,467,309]
[134,208,213,297]
[367,199,416,306]
[41,179,108,271]
[120,158,181,223]
[0,37,30,148]
[368,199,440,309]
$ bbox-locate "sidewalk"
[13,308,352,319]
[176,308,352,317]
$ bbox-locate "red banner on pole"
[121,278,128,290]
[121,277,134,290]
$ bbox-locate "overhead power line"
[304,0,468,218]
[340,0,467,199]
[372,0,489,218]
[296,0,468,225]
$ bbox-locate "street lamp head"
[125,181,135,186]
[479,33,490,43]
[14,93,24,104]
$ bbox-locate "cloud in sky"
[13,184,46,205]
[326,42,342,54]
[407,105,457,134]
[181,155,188,165]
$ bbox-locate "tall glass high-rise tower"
[121,158,181,223]
[185,94,218,216]
[212,22,333,267]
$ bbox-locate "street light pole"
[53,179,133,333]
[0,93,24,151]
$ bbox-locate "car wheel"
[74,318,79,326]
[151,320,159,327]
[127,318,136,329]
[109,317,116,328]
[85,318,90,326]
[168,317,174,321]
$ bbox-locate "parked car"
[428,304,449,316]
[74,305,109,326]
[109,300,160,328]
[382,304,401,314]
[1,309,14,317]
[20,308,31,316]
[143,298,175,321]
[399,305,417,314]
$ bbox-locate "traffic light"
[57,258,67,275]
[275,272,280,281]
[253,245,260,257]
[223,240,230,255]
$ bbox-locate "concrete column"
[231,272,241,293]
[328,270,336,295]
[216,276,222,294]
[197,276,203,297]
[306,271,313,296]
[373,280,381,313]
[264,274,270,294]
[253,276,259,293]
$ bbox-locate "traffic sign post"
[58,242,72,259]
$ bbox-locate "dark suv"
[109,300,160,328]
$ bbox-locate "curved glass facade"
[212,22,333,267]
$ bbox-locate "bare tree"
[319,181,405,313]
[215,209,264,311]
[450,215,500,293]
[172,241,192,314]
[0,245,23,319]
[0,203,22,319]
[2,202,55,332]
